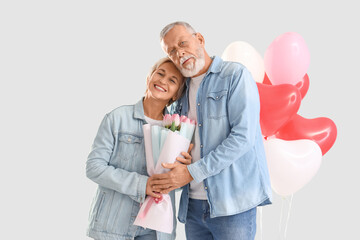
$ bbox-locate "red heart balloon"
[256,82,302,137]
[275,114,337,155]
[263,73,310,99]
[262,73,272,85]
[294,74,309,99]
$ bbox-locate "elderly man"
[150,21,272,240]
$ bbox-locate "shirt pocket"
[207,90,228,119]
[113,133,143,169]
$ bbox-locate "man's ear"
[195,33,205,46]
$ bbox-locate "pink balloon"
[264,32,310,85]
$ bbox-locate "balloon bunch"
[222,33,337,197]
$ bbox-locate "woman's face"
[147,61,184,103]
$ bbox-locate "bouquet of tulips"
[133,114,195,234]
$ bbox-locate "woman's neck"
[143,96,167,120]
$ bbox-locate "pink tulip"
[163,114,172,127]
[180,115,188,122]
[190,119,196,125]
[171,114,180,127]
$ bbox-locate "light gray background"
[1,0,358,239]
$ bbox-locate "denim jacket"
[86,99,176,240]
[172,56,272,222]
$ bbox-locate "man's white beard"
[179,48,205,77]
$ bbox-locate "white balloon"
[221,41,265,83]
[263,138,322,196]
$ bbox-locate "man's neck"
[192,54,212,78]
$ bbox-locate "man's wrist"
[187,160,207,182]
[186,165,194,181]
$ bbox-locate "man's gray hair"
[160,21,196,41]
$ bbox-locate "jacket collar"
[134,98,169,122]
[134,98,145,121]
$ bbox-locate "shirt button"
[197,103,200,106]
[204,187,208,190]
[200,144,203,148]
[127,138,131,142]
[198,123,202,127]
[216,96,219,99]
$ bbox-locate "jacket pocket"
[113,133,143,169]
[207,90,228,119]
[95,192,106,222]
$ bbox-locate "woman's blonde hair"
[146,57,186,106]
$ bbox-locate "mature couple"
[86,21,272,240]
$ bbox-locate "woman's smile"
[154,84,167,92]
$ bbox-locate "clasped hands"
[146,144,194,198]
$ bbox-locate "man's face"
[161,25,205,77]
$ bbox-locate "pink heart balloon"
[264,32,310,85]
[275,114,337,155]
[263,138,322,196]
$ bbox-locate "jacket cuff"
[130,175,148,203]
[187,160,208,183]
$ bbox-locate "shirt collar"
[185,56,223,87]
[207,56,223,74]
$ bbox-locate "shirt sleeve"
[187,67,260,182]
[86,113,148,203]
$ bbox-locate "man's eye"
[180,41,185,46]
[169,49,176,56]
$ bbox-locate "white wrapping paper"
[133,124,191,233]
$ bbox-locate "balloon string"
[284,194,294,239]
[279,197,285,239]
[258,207,263,240]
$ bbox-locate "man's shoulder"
[220,60,247,77]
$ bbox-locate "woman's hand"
[175,143,193,165]
[146,176,161,198]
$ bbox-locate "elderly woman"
[86,57,190,240]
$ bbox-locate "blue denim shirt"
[86,99,176,240]
[173,56,272,222]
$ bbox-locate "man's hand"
[176,143,193,165]
[150,163,194,194]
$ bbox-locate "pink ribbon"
[138,194,163,219]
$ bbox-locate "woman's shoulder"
[104,104,135,121]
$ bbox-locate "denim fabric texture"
[185,199,256,240]
[171,56,272,223]
[86,99,176,240]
